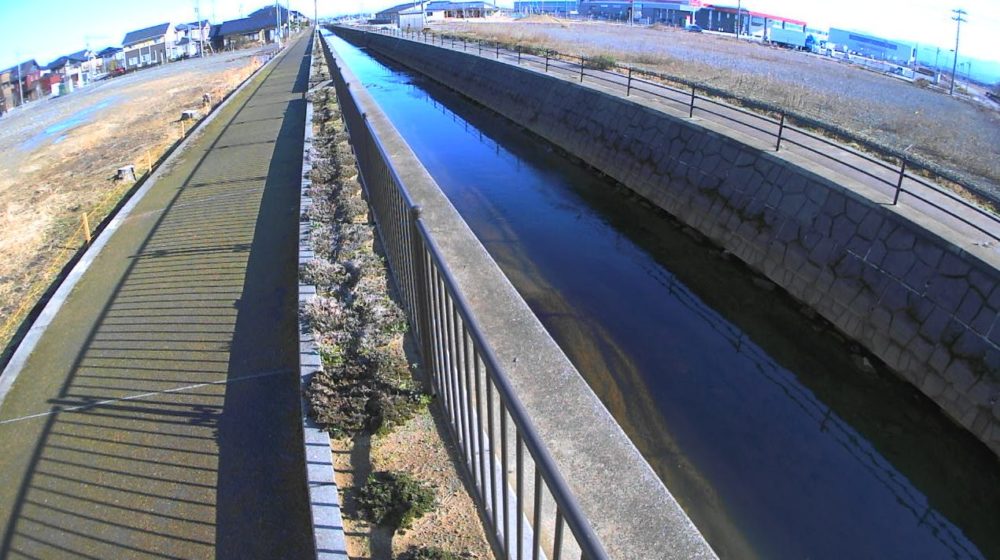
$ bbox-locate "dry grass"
[435,20,1000,192]
[0,53,262,353]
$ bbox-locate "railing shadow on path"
[0,35,314,560]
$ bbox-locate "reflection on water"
[329,33,1000,560]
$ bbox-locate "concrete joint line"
[0,367,293,426]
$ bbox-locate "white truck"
[769,27,815,51]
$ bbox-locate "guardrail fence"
[318,32,609,560]
[361,25,999,244]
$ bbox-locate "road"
[0,32,313,559]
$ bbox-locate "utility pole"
[14,52,22,108]
[195,1,205,57]
[949,8,966,96]
[275,0,282,47]
[736,0,742,39]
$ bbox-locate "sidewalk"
[0,33,313,559]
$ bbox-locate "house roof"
[97,47,122,58]
[123,22,171,47]
[2,60,39,77]
[218,6,287,37]
[376,2,418,16]
[176,20,210,31]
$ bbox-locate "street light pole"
[949,8,966,96]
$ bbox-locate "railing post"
[893,158,907,205]
[688,85,696,118]
[463,38,467,51]
[776,112,786,151]
[580,57,585,82]
[496,42,500,59]
[478,39,482,56]
[545,51,549,72]
[410,207,435,394]
[517,45,521,64]
[626,66,632,96]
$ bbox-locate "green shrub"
[583,54,617,70]
[357,471,436,530]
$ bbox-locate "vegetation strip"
[302,34,493,559]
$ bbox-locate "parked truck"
[769,27,816,51]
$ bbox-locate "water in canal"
[327,33,1000,560]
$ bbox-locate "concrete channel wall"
[320,31,716,559]
[335,27,1000,457]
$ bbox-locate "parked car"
[685,24,703,33]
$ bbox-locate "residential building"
[96,47,125,75]
[381,1,500,26]
[47,49,97,88]
[175,20,212,57]
[122,22,176,69]
[0,60,43,107]
[217,6,292,49]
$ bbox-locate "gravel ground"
[0,49,263,353]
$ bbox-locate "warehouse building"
[513,0,578,16]
[580,0,698,25]
[827,28,914,63]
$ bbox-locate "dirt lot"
[436,19,1000,192]
[0,50,264,353]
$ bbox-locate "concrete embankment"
[336,27,1000,457]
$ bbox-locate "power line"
[949,7,966,95]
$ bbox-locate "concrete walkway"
[0,34,313,559]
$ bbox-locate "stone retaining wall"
[336,27,1000,457]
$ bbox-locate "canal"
[326,32,1000,560]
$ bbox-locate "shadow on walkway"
[0,36,315,559]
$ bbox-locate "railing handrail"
[360,24,999,243]
[318,29,614,559]
[417,218,608,559]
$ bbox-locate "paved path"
[0,33,313,559]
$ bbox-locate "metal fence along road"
[320,33,611,560]
[364,26,1000,246]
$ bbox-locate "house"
[175,20,212,57]
[122,22,176,70]
[46,49,97,89]
[0,60,43,107]
[217,6,290,49]
[96,47,125,75]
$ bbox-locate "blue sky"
[2,0,998,79]
[0,0,318,69]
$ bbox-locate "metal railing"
[359,25,1000,243]
[319,33,608,560]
